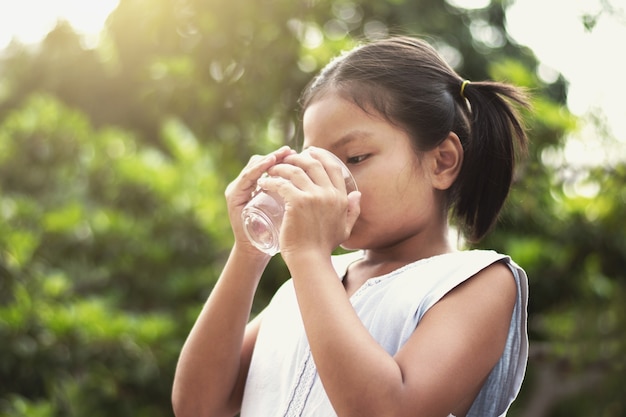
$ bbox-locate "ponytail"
[451,81,529,242]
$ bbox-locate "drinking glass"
[241,148,357,255]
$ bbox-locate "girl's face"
[302,93,444,253]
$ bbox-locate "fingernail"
[256,176,266,187]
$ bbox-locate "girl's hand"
[257,147,361,259]
[225,146,295,256]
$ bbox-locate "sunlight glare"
[445,0,491,10]
[0,0,119,49]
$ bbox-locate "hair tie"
[460,80,471,99]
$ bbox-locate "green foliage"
[0,94,233,416]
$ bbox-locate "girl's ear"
[429,132,463,191]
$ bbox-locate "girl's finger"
[305,147,348,191]
[226,146,295,208]
[240,146,295,188]
[265,161,319,192]
[280,149,338,190]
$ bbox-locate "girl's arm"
[172,146,295,417]
[171,245,268,417]
[287,254,517,417]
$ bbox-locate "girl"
[172,36,529,417]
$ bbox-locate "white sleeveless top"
[240,250,529,417]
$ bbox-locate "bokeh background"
[0,0,624,416]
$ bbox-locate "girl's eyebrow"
[302,130,374,151]
[330,130,374,152]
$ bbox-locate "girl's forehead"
[303,100,372,145]
[302,99,410,153]
[303,94,384,129]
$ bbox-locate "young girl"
[172,36,529,417]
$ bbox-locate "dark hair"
[299,36,529,242]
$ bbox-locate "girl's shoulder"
[333,249,527,316]
[331,249,521,280]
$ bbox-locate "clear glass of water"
[241,148,358,255]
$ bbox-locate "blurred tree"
[0,94,223,416]
[0,0,624,416]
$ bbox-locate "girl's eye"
[346,154,369,164]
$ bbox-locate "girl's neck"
[343,239,456,298]
[365,228,456,266]
[350,233,457,282]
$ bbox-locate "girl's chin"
[339,227,366,252]
[339,239,361,252]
